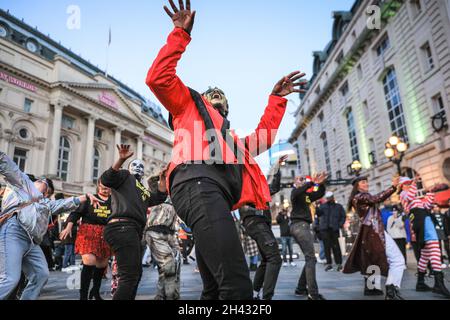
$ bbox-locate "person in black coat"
[276,209,295,266]
[317,192,346,272]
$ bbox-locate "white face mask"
[129,160,145,179]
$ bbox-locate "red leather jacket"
[146,28,287,210]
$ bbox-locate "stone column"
[137,138,143,161]
[83,116,97,183]
[48,103,64,177]
[113,127,122,158]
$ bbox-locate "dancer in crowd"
[344,175,405,300]
[290,173,327,300]
[239,155,286,300]
[145,197,181,300]
[146,0,306,300]
[386,205,408,263]
[431,204,449,267]
[0,151,102,300]
[178,219,194,265]
[400,176,450,298]
[316,191,346,272]
[60,181,113,300]
[100,145,168,300]
[277,208,295,267]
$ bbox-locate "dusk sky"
[0,0,356,173]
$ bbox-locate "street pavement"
[39,247,450,300]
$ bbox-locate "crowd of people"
[1,0,450,301]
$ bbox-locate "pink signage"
[0,71,36,92]
[143,134,161,147]
[98,91,118,110]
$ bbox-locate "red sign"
[98,91,118,110]
[0,71,36,92]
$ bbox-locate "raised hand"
[272,71,307,97]
[116,144,134,161]
[164,0,196,35]
[392,175,400,188]
[278,155,289,165]
[315,172,329,185]
[87,193,104,209]
[158,167,169,193]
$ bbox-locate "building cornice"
[289,0,405,143]
[0,60,51,90]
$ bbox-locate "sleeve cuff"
[269,95,288,105]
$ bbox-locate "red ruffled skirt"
[75,223,112,259]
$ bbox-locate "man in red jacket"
[146,0,306,300]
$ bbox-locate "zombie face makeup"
[203,87,229,118]
[129,159,145,180]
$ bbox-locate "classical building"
[289,0,450,205]
[0,9,173,195]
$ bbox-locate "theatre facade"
[0,9,173,195]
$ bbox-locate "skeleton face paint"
[129,159,145,179]
[203,87,229,118]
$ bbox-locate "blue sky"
[0,0,355,172]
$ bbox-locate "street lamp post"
[384,135,408,175]
[347,160,362,177]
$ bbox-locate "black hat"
[352,175,368,186]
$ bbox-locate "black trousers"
[393,238,407,263]
[104,221,143,300]
[171,178,253,300]
[243,216,282,300]
[320,228,342,265]
[182,238,194,262]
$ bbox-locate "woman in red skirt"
[60,182,112,300]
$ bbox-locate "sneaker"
[307,294,326,300]
[194,268,200,273]
[324,265,333,272]
[336,264,343,272]
[290,262,297,267]
[283,262,288,267]
[295,288,308,296]
[317,258,327,264]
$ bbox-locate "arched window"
[346,109,359,161]
[57,137,71,181]
[92,148,100,183]
[383,68,408,141]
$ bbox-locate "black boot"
[364,278,383,296]
[80,265,95,300]
[432,272,450,299]
[416,271,432,292]
[385,285,404,300]
[89,267,106,300]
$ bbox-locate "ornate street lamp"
[347,160,362,176]
[384,135,408,174]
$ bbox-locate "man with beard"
[146,0,306,300]
[101,145,168,300]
